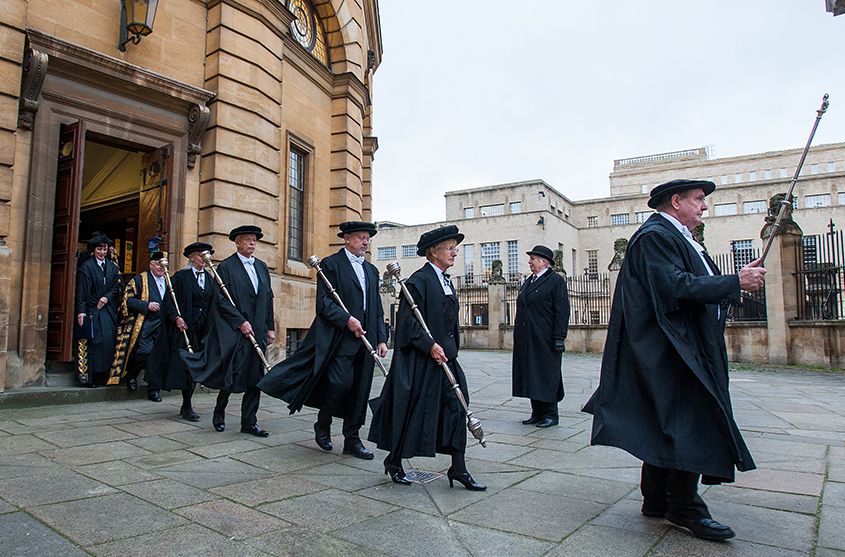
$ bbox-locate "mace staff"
[760,93,830,265]
[308,255,388,377]
[386,261,487,448]
[159,254,193,353]
[200,250,271,371]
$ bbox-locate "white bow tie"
[350,255,364,265]
[243,257,255,265]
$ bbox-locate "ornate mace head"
[386,261,402,279]
[200,250,213,265]
[158,253,170,272]
[307,255,321,269]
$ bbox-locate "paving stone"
[705,484,819,515]
[120,478,219,509]
[33,425,137,448]
[713,500,816,552]
[335,508,471,556]
[125,436,190,453]
[819,503,845,550]
[259,488,397,533]
[210,475,327,506]
[649,529,806,556]
[465,439,535,463]
[0,511,89,557]
[0,434,57,455]
[451,520,554,557]
[0,452,63,479]
[231,443,342,473]
[174,498,291,539]
[589,498,672,535]
[90,523,266,557]
[518,470,636,504]
[424,469,536,516]
[817,548,845,557]
[40,441,150,466]
[155,457,272,488]
[730,467,824,496]
[28,492,187,545]
[247,525,377,557]
[449,488,605,542]
[294,462,394,491]
[824,481,845,507]
[125,449,203,469]
[0,470,117,506]
[0,499,15,513]
[77,461,162,486]
[186,438,267,459]
[548,524,660,556]
[113,417,200,437]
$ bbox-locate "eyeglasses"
[437,246,459,254]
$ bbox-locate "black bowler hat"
[648,179,716,209]
[337,221,377,238]
[228,225,263,241]
[85,232,113,248]
[183,242,214,258]
[526,245,554,264]
[150,251,167,261]
[416,225,464,256]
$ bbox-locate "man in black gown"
[258,221,387,460]
[584,179,767,541]
[74,233,122,387]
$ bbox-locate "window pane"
[714,203,737,216]
[804,194,831,208]
[287,148,306,261]
[610,213,630,226]
[401,245,416,258]
[464,207,474,219]
[479,204,504,217]
[635,211,651,223]
[463,244,475,280]
[507,240,519,278]
[509,201,521,214]
[742,200,766,214]
[377,246,396,260]
[481,242,500,271]
[587,216,598,228]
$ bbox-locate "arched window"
[287,0,329,67]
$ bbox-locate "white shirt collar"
[344,248,365,264]
[237,252,255,264]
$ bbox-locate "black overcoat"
[74,256,122,379]
[160,267,214,390]
[511,270,570,402]
[183,253,274,393]
[368,263,469,458]
[258,249,386,418]
[583,214,755,483]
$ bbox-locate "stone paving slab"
[0,511,89,557]
[0,351,843,556]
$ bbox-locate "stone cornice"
[207,0,296,37]
[25,30,214,112]
[364,0,383,71]
[282,34,334,96]
[332,72,370,113]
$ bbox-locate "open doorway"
[46,122,172,365]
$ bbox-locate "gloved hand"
[554,339,566,353]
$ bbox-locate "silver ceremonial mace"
[159,253,193,353]
[201,250,271,371]
[760,94,830,265]
[386,261,487,448]
[308,255,388,377]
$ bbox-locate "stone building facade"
[0,0,382,390]
[373,142,845,285]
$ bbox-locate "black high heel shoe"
[447,468,487,491]
[384,459,412,485]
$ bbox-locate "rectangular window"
[586,250,598,276]
[803,236,818,265]
[731,240,754,273]
[481,242,500,271]
[509,201,522,214]
[749,171,757,181]
[743,200,766,214]
[463,243,475,281]
[804,194,831,208]
[828,162,837,173]
[479,204,504,217]
[734,173,742,183]
[810,163,819,175]
[571,248,577,277]
[610,213,630,226]
[641,184,649,194]
[720,175,729,185]
[764,169,773,180]
[838,192,845,205]
[635,210,651,223]
[587,216,598,228]
[287,147,306,261]
[401,244,416,258]
[285,328,308,357]
[463,207,475,219]
[377,246,396,260]
[507,240,519,278]
[714,203,737,216]
[780,168,788,178]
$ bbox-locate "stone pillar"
[487,282,506,350]
[764,231,802,365]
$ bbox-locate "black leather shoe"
[666,515,735,540]
[641,503,666,518]
[241,424,269,437]
[180,407,200,422]
[84,383,98,388]
[447,468,487,491]
[535,417,559,428]
[522,416,541,425]
[314,424,332,451]
[342,439,374,460]
[126,378,137,392]
[212,411,225,432]
[384,461,412,485]
[147,390,162,402]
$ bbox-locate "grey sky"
[370,1,843,225]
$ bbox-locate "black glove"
[554,339,566,353]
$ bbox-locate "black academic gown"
[511,270,570,403]
[74,256,122,382]
[583,213,755,483]
[258,249,386,419]
[160,267,214,390]
[184,254,274,393]
[368,263,469,458]
[125,271,168,385]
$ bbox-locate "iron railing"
[795,231,845,320]
[710,250,767,322]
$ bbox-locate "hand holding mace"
[760,93,830,265]
[201,250,271,371]
[386,261,487,448]
[159,253,193,353]
[308,255,388,376]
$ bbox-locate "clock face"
[287,0,328,66]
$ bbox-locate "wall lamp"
[119,0,159,51]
